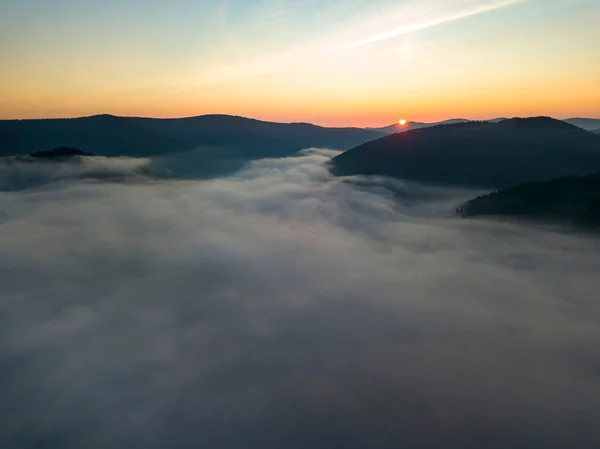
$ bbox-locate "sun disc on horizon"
[399,119,407,126]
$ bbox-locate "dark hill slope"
[331,117,600,188]
[0,114,185,157]
[30,147,92,158]
[458,173,600,227]
[0,114,383,159]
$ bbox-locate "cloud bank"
[1,150,600,448]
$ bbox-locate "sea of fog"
[1,149,600,448]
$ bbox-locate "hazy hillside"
[331,117,600,188]
[564,118,600,131]
[0,114,383,159]
[458,173,600,227]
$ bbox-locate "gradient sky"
[1,0,599,126]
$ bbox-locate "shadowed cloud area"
[1,150,600,448]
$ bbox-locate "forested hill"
[331,117,600,188]
[0,114,383,158]
[458,173,600,227]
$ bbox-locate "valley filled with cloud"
[1,150,600,448]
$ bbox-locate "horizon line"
[1,113,599,128]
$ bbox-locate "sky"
[0,0,599,126]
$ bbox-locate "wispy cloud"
[344,0,526,48]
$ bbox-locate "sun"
[399,119,407,126]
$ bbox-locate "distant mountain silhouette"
[564,118,600,131]
[30,146,92,158]
[369,117,599,135]
[368,119,471,134]
[593,128,600,134]
[0,114,383,170]
[458,173,600,227]
[331,117,600,188]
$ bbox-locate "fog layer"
[1,150,600,448]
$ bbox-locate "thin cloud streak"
[170,0,525,90]
[344,0,526,49]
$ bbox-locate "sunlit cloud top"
[0,0,599,125]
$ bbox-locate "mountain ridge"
[5,113,377,132]
[367,118,472,134]
[368,117,600,134]
[0,114,384,165]
[331,117,600,188]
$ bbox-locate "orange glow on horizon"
[1,75,599,128]
[399,119,407,126]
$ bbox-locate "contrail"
[345,0,525,48]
